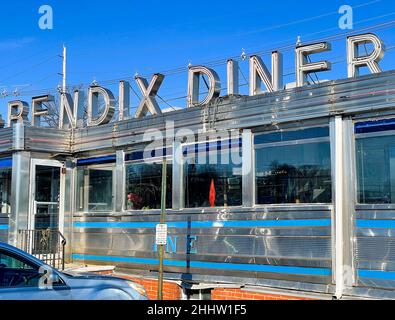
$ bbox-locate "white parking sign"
[156,224,168,245]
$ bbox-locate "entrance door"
[29,160,65,233]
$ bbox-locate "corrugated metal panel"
[72,206,333,285]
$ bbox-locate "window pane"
[76,166,114,212]
[256,140,332,204]
[125,163,172,210]
[0,168,11,215]
[0,250,39,288]
[356,134,395,204]
[185,149,242,208]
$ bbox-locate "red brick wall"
[99,271,311,300]
[211,288,313,301]
[116,275,181,300]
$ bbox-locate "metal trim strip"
[358,270,395,280]
[357,220,395,229]
[0,158,12,168]
[77,155,116,166]
[74,219,332,229]
[72,254,331,277]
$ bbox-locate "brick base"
[115,274,181,300]
[211,288,313,301]
[91,269,312,300]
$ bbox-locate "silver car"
[0,242,148,300]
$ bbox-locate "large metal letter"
[7,100,29,127]
[135,74,164,118]
[187,66,221,108]
[227,59,239,95]
[249,51,283,96]
[119,80,130,121]
[31,95,54,126]
[295,42,331,87]
[347,33,385,78]
[87,86,115,127]
[59,90,82,129]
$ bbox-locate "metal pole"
[157,158,167,300]
[60,45,67,117]
[62,45,67,93]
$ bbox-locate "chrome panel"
[0,127,13,153]
[0,217,8,242]
[9,152,30,246]
[355,206,395,290]
[72,71,395,154]
[71,206,333,286]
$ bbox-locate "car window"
[0,252,35,270]
[0,249,40,288]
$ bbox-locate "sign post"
[157,159,167,300]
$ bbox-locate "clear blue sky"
[0,0,394,116]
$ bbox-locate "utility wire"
[0,55,58,84]
[5,21,395,100]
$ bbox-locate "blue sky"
[0,0,394,116]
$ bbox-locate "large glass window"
[356,118,395,204]
[0,166,12,215]
[76,165,114,212]
[255,127,332,204]
[184,140,242,208]
[125,162,172,210]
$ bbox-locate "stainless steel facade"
[2,70,395,299]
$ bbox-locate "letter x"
[135,73,165,118]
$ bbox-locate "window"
[125,162,172,210]
[184,140,242,208]
[255,127,332,204]
[356,118,395,204]
[0,250,39,288]
[76,165,115,212]
[0,166,11,215]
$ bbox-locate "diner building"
[1,65,395,300]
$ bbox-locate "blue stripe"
[0,158,12,169]
[0,225,9,231]
[359,270,395,280]
[77,156,116,166]
[357,220,395,229]
[355,118,395,134]
[125,148,173,162]
[183,139,242,156]
[72,254,331,277]
[74,219,331,229]
[255,127,329,145]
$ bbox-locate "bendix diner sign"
[4,33,388,129]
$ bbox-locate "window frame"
[253,125,332,206]
[354,118,395,206]
[123,156,173,212]
[182,138,243,210]
[75,162,116,214]
[0,165,12,217]
[0,248,66,290]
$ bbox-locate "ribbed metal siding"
[72,207,333,285]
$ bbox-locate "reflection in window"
[0,250,39,288]
[125,162,172,210]
[0,167,12,215]
[255,128,332,204]
[356,119,395,204]
[184,143,242,208]
[76,166,114,212]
